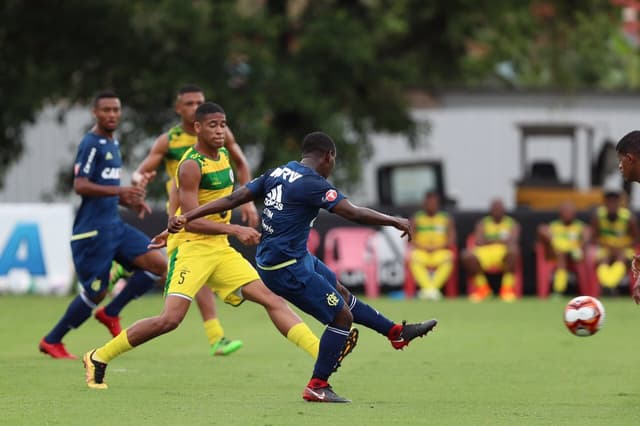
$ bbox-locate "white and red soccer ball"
[563,296,605,337]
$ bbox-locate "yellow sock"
[409,262,433,291]
[94,331,133,363]
[553,268,568,293]
[286,322,319,359]
[501,272,515,288]
[610,261,627,287]
[203,318,224,346]
[432,262,453,289]
[473,273,488,288]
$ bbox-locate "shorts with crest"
[165,241,259,306]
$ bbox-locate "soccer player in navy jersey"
[39,91,166,359]
[165,131,438,402]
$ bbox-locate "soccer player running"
[166,128,438,403]
[120,84,252,356]
[39,92,166,359]
[615,130,640,304]
[83,102,331,390]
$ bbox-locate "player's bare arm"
[331,199,413,241]
[225,127,259,227]
[177,161,259,244]
[132,133,168,186]
[168,186,256,233]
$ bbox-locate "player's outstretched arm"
[168,186,256,233]
[132,133,168,186]
[331,199,413,241]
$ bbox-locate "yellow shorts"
[473,243,507,271]
[410,248,453,269]
[595,246,635,262]
[165,241,260,306]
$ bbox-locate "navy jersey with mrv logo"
[246,161,345,266]
[73,132,123,232]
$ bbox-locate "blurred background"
[2,0,640,297]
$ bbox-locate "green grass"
[1,294,639,426]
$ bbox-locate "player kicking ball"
[167,129,438,402]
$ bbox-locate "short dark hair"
[178,84,204,96]
[195,102,225,122]
[302,132,336,156]
[93,90,119,107]
[425,190,439,199]
[616,131,640,154]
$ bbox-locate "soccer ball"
[563,296,605,337]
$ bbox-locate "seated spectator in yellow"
[408,191,456,301]
[462,198,520,302]
[590,191,639,293]
[537,201,590,295]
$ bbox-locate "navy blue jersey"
[246,161,345,266]
[72,132,123,232]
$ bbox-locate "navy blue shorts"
[257,254,345,325]
[70,222,151,297]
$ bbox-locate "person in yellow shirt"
[408,191,456,301]
[537,201,590,295]
[83,103,329,390]
[103,85,256,357]
[590,191,638,294]
[462,198,520,302]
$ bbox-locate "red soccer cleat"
[94,306,122,337]
[39,338,77,359]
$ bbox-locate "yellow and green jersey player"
[129,85,257,356]
[537,201,589,294]
[590,191,638,291]
[84,102,322,390]
[408,191,456,301]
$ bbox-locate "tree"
[0,0,418,196]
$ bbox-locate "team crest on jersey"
[91,279,101,292]
[323,189,337,202]
[326,292,339,307]
[105,152,113,160]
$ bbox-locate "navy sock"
[104,270,155,317]
[312,325,350,381]
[348,295,395,336]
[45,294,94,343]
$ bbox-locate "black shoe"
[333,328,359,373]
[390,319,437,350]
[302,384,351,403]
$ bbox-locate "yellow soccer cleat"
[83,350,108,389]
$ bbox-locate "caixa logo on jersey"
[101,167,121,180]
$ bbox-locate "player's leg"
[427,249,454,300]
[553,252,570,294]
[96,225,165,336]
[253,255,353,402]
[40,231,113,359]
[312,255,437,350]
[499,244,517,302]
[408,249,435,298]
[85,294,192,389]
[85,243,210,389]
[194,286,243,356]
[462,247,491,301]
[210,247,318,358]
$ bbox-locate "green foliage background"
[1,0,636,194]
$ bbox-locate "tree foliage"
[0,0,635,194]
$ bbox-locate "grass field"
[1,294,639,426]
